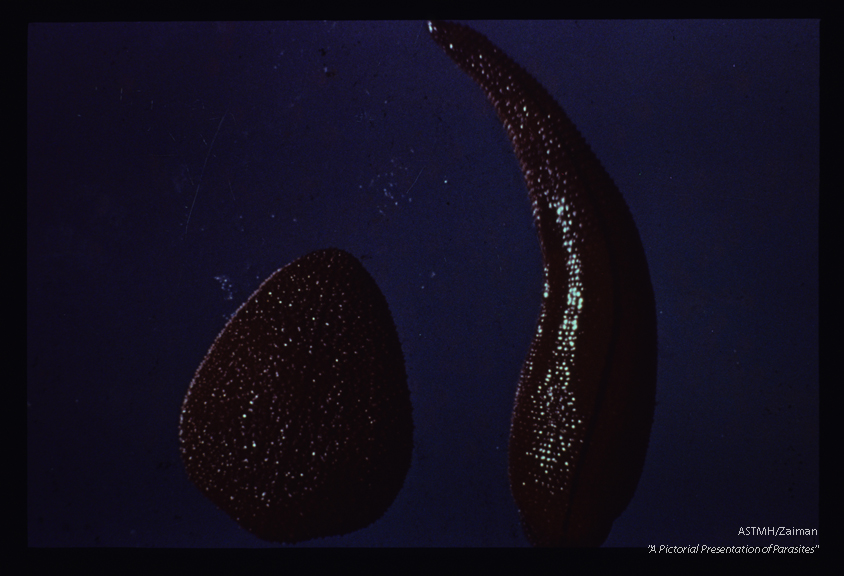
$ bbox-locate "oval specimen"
[429,21,657,546]
[179,248,413,544]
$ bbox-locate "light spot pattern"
[429,21,657,547]
[179,248,412,544]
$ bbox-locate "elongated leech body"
[429,21,657,547]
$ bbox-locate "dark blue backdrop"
[27,21,818,547]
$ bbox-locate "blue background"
[27,21,818,547]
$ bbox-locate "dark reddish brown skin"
[429,21,657,547]
[179,248,412,544]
